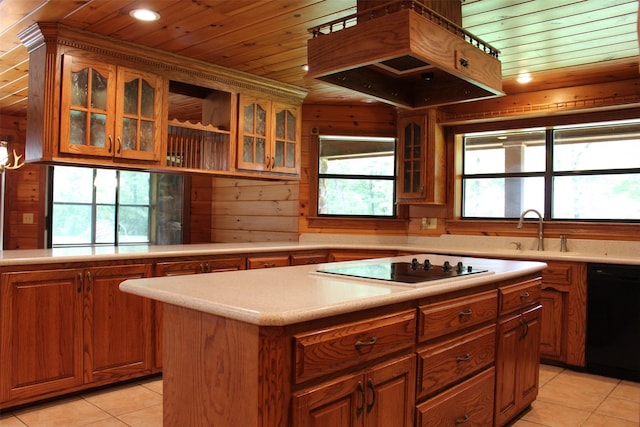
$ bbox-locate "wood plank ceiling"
[0,0,637,117]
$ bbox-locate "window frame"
[48,166,154,247]
[307,133,408,230]
[456,117,640,224]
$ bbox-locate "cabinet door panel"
[84,264,153,382]
[115,67,163,161]
[60,55,116,157]
[293,374,363,427]
[540,288,566,359]
[366,354,415,427]
[0,270,83,403]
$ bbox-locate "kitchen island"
[121,253,546,426]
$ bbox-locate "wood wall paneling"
[0,114,45,250]
[212,178,299,243]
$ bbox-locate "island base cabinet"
[293,354,416,427]
[494,304,542,427]
[416,367,495,427]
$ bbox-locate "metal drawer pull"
[456,353,471,362]
[355,337,378,349]
[520,291,530,299]
[455,414,470,425]
[459,309,473,317]
[366,378,376,413]
[356,381,365,416]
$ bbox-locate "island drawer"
[499,277,541,315]
[416,324,495,399]
[416,367,495,427]
[294,309,416,384]
[418,290,498,342]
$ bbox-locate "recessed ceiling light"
[301,64,309,72]
[129,9,161,22]
[516,72,532,84]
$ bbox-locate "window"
[461,119,640,221]
[51,166,184,246]
[318,135,396,217]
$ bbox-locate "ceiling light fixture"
[129,9,161,22]
[301,64,309,72]
[516,72,532,84]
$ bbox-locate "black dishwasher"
[586,263,640,382]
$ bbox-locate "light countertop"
[120,254,546,326]
[0,237,638,267]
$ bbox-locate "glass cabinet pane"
[286,142,295,168]
[243,104,254,133]
[256,105,266,136]
[140,80,155,118]
[123,78,139,115]
[70,111,87,145]
[139,120,154,152]
[71,68,89,107]
[122,117,137,151]
[89,113,107,147]
[243,136,254,162]
[275,110,285,139]
[286,111,296,140]
[256,138,265,163]
[274,140,284,166]
[91,69,108,110]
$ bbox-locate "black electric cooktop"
[317,258,489,284]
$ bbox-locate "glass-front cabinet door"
[271,102,300,174]
[60,55,116,157]
[114,67,163,161]
[396,109,445,204]
[60,55,163,163]
[397,115,427,201]
[237,95,270,171]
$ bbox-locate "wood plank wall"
[0,115,46,250]
[211,177,299,242]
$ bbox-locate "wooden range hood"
[307,1,504,109]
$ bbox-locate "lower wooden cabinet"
[0,269,83,405]
[416,367,495,427]
[293,354,416,427]
[539,287,566,359]
[494,304,542,427]
[538,261,587,367]
[0,264,153,408]
[83,264,153,383]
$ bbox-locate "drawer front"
[499,278,541,314]
[290,252,329,265]
[417,324,495,399]
[418,290,497,342]
[246,255,290,269]
[542,262,573,285]
[416,367,495,427]
[294,309,416,384]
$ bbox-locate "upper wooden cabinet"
[396,109,445,204]
[237,95,301,176]
[60,55,164,162]
[19,23,306,177]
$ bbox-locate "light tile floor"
[0,365,638,426]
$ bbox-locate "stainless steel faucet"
[517,209,544,251]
